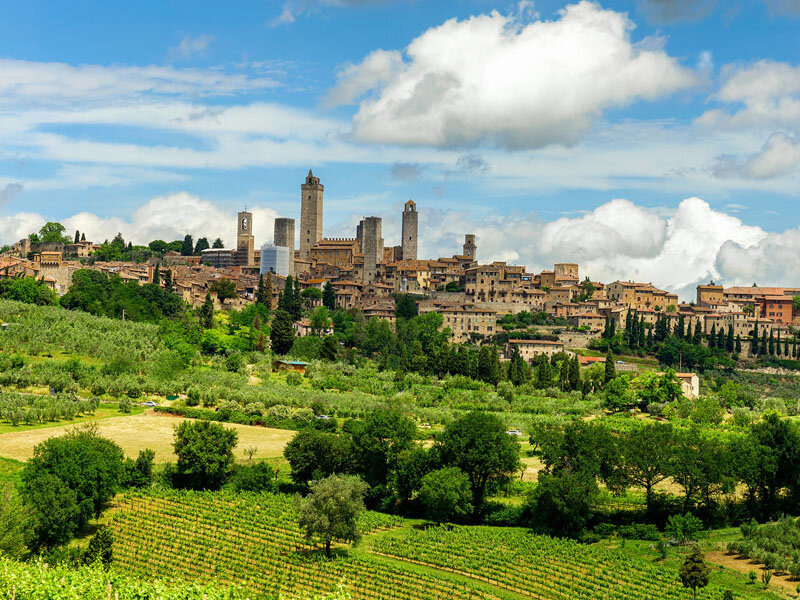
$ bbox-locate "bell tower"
[300,169,324,261]
[237,210,255,266]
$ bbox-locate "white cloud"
[325,50,403,107]
[697,60,800,130]
[270,0,386,27]
[339,2,696,149]
[0,193,279,248]
[169,34,215,60]
[0,59,277,108]
[713,132,800,179]
[717,228,800,284]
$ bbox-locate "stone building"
[401,200,418,261]
[273,218,295,277]
[696,283,724,308]
[236,210,255,267]
[463,234,476,260]
[505,339,568,361]
[437,304,496,342]
[300,169,324,261]
[310,238,359,268]
[554,263,579,285]
[360,216,383,284]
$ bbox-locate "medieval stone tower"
[463,234,476,260]
[300,169,323,261]
[361,216,383,284]
[237,210,255,266]
[401,199,418,261]
[273,217,295,277]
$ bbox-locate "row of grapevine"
[371,525,778,600]
[110,490,497,600]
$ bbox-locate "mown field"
[106,490,784,600]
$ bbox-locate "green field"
[107,490,782,600]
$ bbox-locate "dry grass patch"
[0,410,295,463]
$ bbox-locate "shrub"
[230,462,278,493]
[286,371,302,386]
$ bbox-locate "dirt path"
[706,551,797,595]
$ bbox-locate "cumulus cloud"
[717,227,800,284]
[636,0,717,24]
[325,50,403,107]
[697,60,800,130]
[713,132,800,179]
[0,193,279,248]
[337,2,696,149]
[454,154,490,175]
[0,183,23,207]
[169,34,215,60]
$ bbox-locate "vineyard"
[0,556,349,600]
[110,490,500,600]
[370,525,782,600]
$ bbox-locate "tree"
[296,474,367,558]
[622,424,674,512]
[172,420,238,490]
[604,351,616,384]
[284,429,355,484]
[199,292,214,329]
[302,286,323,309]
[74,230,80,244]
[419,467,473,523]
[270,309,295,355]
[568,355,580,391]
[507,346,529,386]
[351,409,416,493]
[180,234,194,256]
[121,449,155,488]
[38,221,70,243]
[209,278,238,301]
[679,547,710,600]
[194,237,210,255]
[257,275,268,307]
[527,470,599,538]
[212,237,224,248]
[435,411,520,515]
[152,262,160,286]
[0,482,30,558]
[264,271,274,309]
[84,528,114,567]
[81,232,86,241]
[164,268,173,292]
[321,335,339,361]
[323,281,336,310]
[395,294,418,320]
[603,375,634,411]
[21,426,124,548]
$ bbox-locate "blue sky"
[2,0,800,296]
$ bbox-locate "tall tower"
[237,210,255,266]
[273,218,295,277]
[300,169,323,261]
[361,216,383,284]
[463,234,476,260]
[401,200,418,261]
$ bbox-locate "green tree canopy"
[296,474,368,558]
[434,411,520,515]
[679,546,710,600]
[269,309,295,355]
[172,420,238,490]
[419,467,473,523]
[38,222,70,243]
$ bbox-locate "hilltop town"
[2,170,797,367]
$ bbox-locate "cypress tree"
[735,335,742,354]
[761,330,768,355]
[279,275,294,313]
[568,355,580,391]
[269,309,295,355]
[726,324,734,353]
[776,331,782,356]
[693,320,703,345]
[604,350,616,384]
[199,292,214,329]
[638,317,646,348]
[322,281,336,311]
[559,359,570,391]
[292,277,302,320]
[708,324,716,348]
[257,275,267,306]
[181,235,194,256]
[164,269,173,292]
[152,262,160,286]
[769,330,775,355]
[717,327,725,350]
[264,272,273,310]
[785,337,790,356]
[80,232,86,242]
[74,230,80,244]
[751,321,759,355]
[677,315,685,338]
[609,318,616,337]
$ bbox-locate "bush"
[230,462,278,493]
[286,371,302,386]
[118,397,132,413]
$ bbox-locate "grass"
[0,411,296,462]
[0,456,23,486]
[0,402,144,434]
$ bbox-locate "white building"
[260,244,290,277]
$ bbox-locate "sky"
[2,0,800,298]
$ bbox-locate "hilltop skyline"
[2,0,800,297]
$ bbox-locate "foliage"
[679,547,710,600]
[0,276,58,306]
[230,462,278,493]
[172,420,238,490]
[418,467,473,523]
[84,528,114,567]
[296,474,368,557]
[270,309,295,355]
[284,429,355,484]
